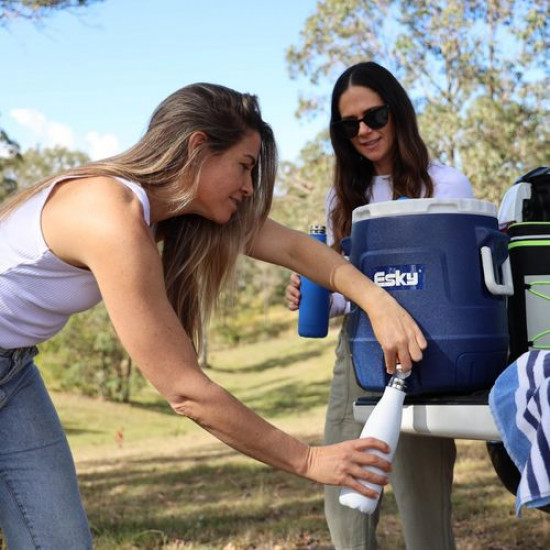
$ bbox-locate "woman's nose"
[242,175,254,197]
[358,120,372,135]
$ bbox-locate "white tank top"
[0,176,152,349]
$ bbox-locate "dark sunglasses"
[331,105,390,139]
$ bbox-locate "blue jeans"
[0,347,93,549]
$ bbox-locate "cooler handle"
[480,246,514,296]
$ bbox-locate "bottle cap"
[388,375,407,391]
[309,224,326,234]
[389,365,409,391]
[395,363,411,379]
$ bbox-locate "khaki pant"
[324,324,457,550]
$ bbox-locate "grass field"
[3,325,550,549]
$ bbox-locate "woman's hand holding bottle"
[304,439,392,498]
[285,272,301,311]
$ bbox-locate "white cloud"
[10,108,76,149]
[9,108,122,160]
[85,131,121,160]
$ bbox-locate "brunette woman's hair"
[329,61,432,249]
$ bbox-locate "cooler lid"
[352,198,497,223]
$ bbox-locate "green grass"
[3,322,550,549]
[60,326,340,549]
[52,327,338,456]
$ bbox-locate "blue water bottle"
[298,224,331,338]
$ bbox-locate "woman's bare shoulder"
[42,175,151,268]
[47,175,145,223]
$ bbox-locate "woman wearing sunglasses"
[286,62,473,549]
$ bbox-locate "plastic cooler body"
[347,203,509,395]
[507,222,550,362]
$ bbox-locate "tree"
[286,0,550,200]
[0,117,22,201]
[0,0,102,198]
[274,132,334,231]
[15,145,89,188]
[1,145,89,200]
[41,304,143,402]
[0,0,102,26]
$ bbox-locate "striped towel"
[489,350,550,515]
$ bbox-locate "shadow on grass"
[451,466,550,549]
[124,371,332,420]
[79,445,243,472]
[80,448,550,550]
[64,424,104,436]
[80,458,330,549]
[72,436,550,550]
[125,380,330,420]
[246,379,331,418]
[208,340,335,374]
[127,400,174,416]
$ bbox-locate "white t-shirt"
[326,162,474,316]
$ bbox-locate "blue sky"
[1,0,327,162]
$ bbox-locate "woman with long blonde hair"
[0,82,425,548]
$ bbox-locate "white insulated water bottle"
[339,370,409,514]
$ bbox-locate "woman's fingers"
[285,285,300,310]
[415,326,428,351]
[355,436,390,456]
[346,479,382,499]
[305,437,395,498]
[383,336,412,373]
[343,440,392,497]
[290,272,301,287]
[370,296,428,374]
[408,335,425,363]
[383,348,398,374]
[285,272,301,310]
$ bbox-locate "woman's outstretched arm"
[41,177,392,498]
[247,218,427,372]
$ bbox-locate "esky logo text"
[372,264,425,290]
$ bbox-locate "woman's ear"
[188,131,208,155]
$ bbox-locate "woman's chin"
[210,212,233,225]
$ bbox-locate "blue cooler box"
[347,198,513,395]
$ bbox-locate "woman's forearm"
[166,372,392,497]
[168,374,311,476]
[250,218,386,317]
[250,219,426,371]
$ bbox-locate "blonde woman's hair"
[0,83,277,351]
